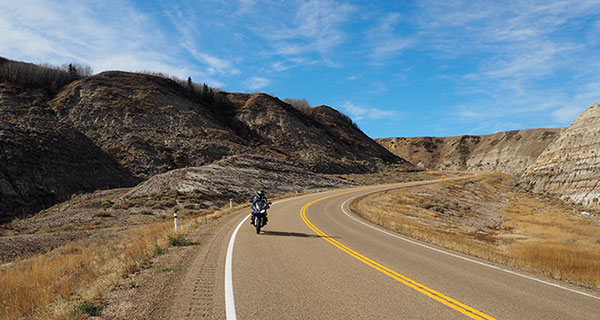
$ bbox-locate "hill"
[0,82,138,222]
[51,71,411,178]
[523,103,600,208]
[1,59,414,220]
[377,128,563,175]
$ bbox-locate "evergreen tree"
[68,63,78,80]
[187,76,194,93]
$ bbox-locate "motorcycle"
[251,199,271,234]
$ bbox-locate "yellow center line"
[300,192,497,320]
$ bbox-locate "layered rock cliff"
[377,128,563,175]
[523,104,600,208]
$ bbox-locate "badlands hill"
[0,82,139,222]
[0,59,413,220]
[523,103,600,208]
[52,71,409,178]
[379,103,600,209]
[377,129,563,175]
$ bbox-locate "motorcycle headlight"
[261,209,266,214]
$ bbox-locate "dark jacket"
[252,194,268,206]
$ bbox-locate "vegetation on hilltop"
[0,57,91,93]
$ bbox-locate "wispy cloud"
[0,1,196,80]
[247,0,355,66]
[413,0,600,128]
[341,101,395,121]
[245,76,270,90]
[366,12,413,62]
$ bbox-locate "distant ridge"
[377,128,563,175]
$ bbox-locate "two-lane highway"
[225,182,600,319]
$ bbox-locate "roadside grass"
[0,207,220,320]
[351,173,600,289]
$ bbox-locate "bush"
[284,98,311,113]
[168,234,198,246]
[76,301,102,316]
[153,245,166,256]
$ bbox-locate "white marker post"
[174,211,178,233]
[230,198,233,209]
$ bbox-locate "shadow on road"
[261,230,338,238]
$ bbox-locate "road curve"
[227,181,600,319]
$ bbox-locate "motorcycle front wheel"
[255,217,262,234]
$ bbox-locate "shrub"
[153,245,166,256]
[76,301,102,316]
[168,234,198,246]
[284,98,311,113]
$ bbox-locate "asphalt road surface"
[224,182,600,319]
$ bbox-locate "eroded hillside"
[377,128,563,175]
[0,83,138,221]
[523,103,600,208]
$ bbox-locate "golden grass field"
[351,173,600,290]
[0,203,241,320]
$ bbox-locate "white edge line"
[224,190,336,320]
[225,214,247,320]
[340,195,600,301]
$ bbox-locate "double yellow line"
[300,192,496,320]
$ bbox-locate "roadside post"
[230,198,233,209]
[174,210,178,233]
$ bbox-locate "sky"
[1,0,599,138]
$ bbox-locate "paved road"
[226,182,600,319]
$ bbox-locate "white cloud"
[366,12,413,62]
[245,76,270,90]
[410,0,600,131]
[341,101,395,121]
[0,1,174,72]
[249,0,355,64]
[368,81,387,94]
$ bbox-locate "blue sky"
[1,1,599,138]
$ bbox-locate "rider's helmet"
[257,190,265,197]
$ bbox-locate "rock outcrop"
[0,83,138,221]
[523,104,600,208]
[377,128,563,175]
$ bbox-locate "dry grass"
[352,173,600,289]
[0,208,221,320]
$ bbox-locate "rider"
[250,190,269,225]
